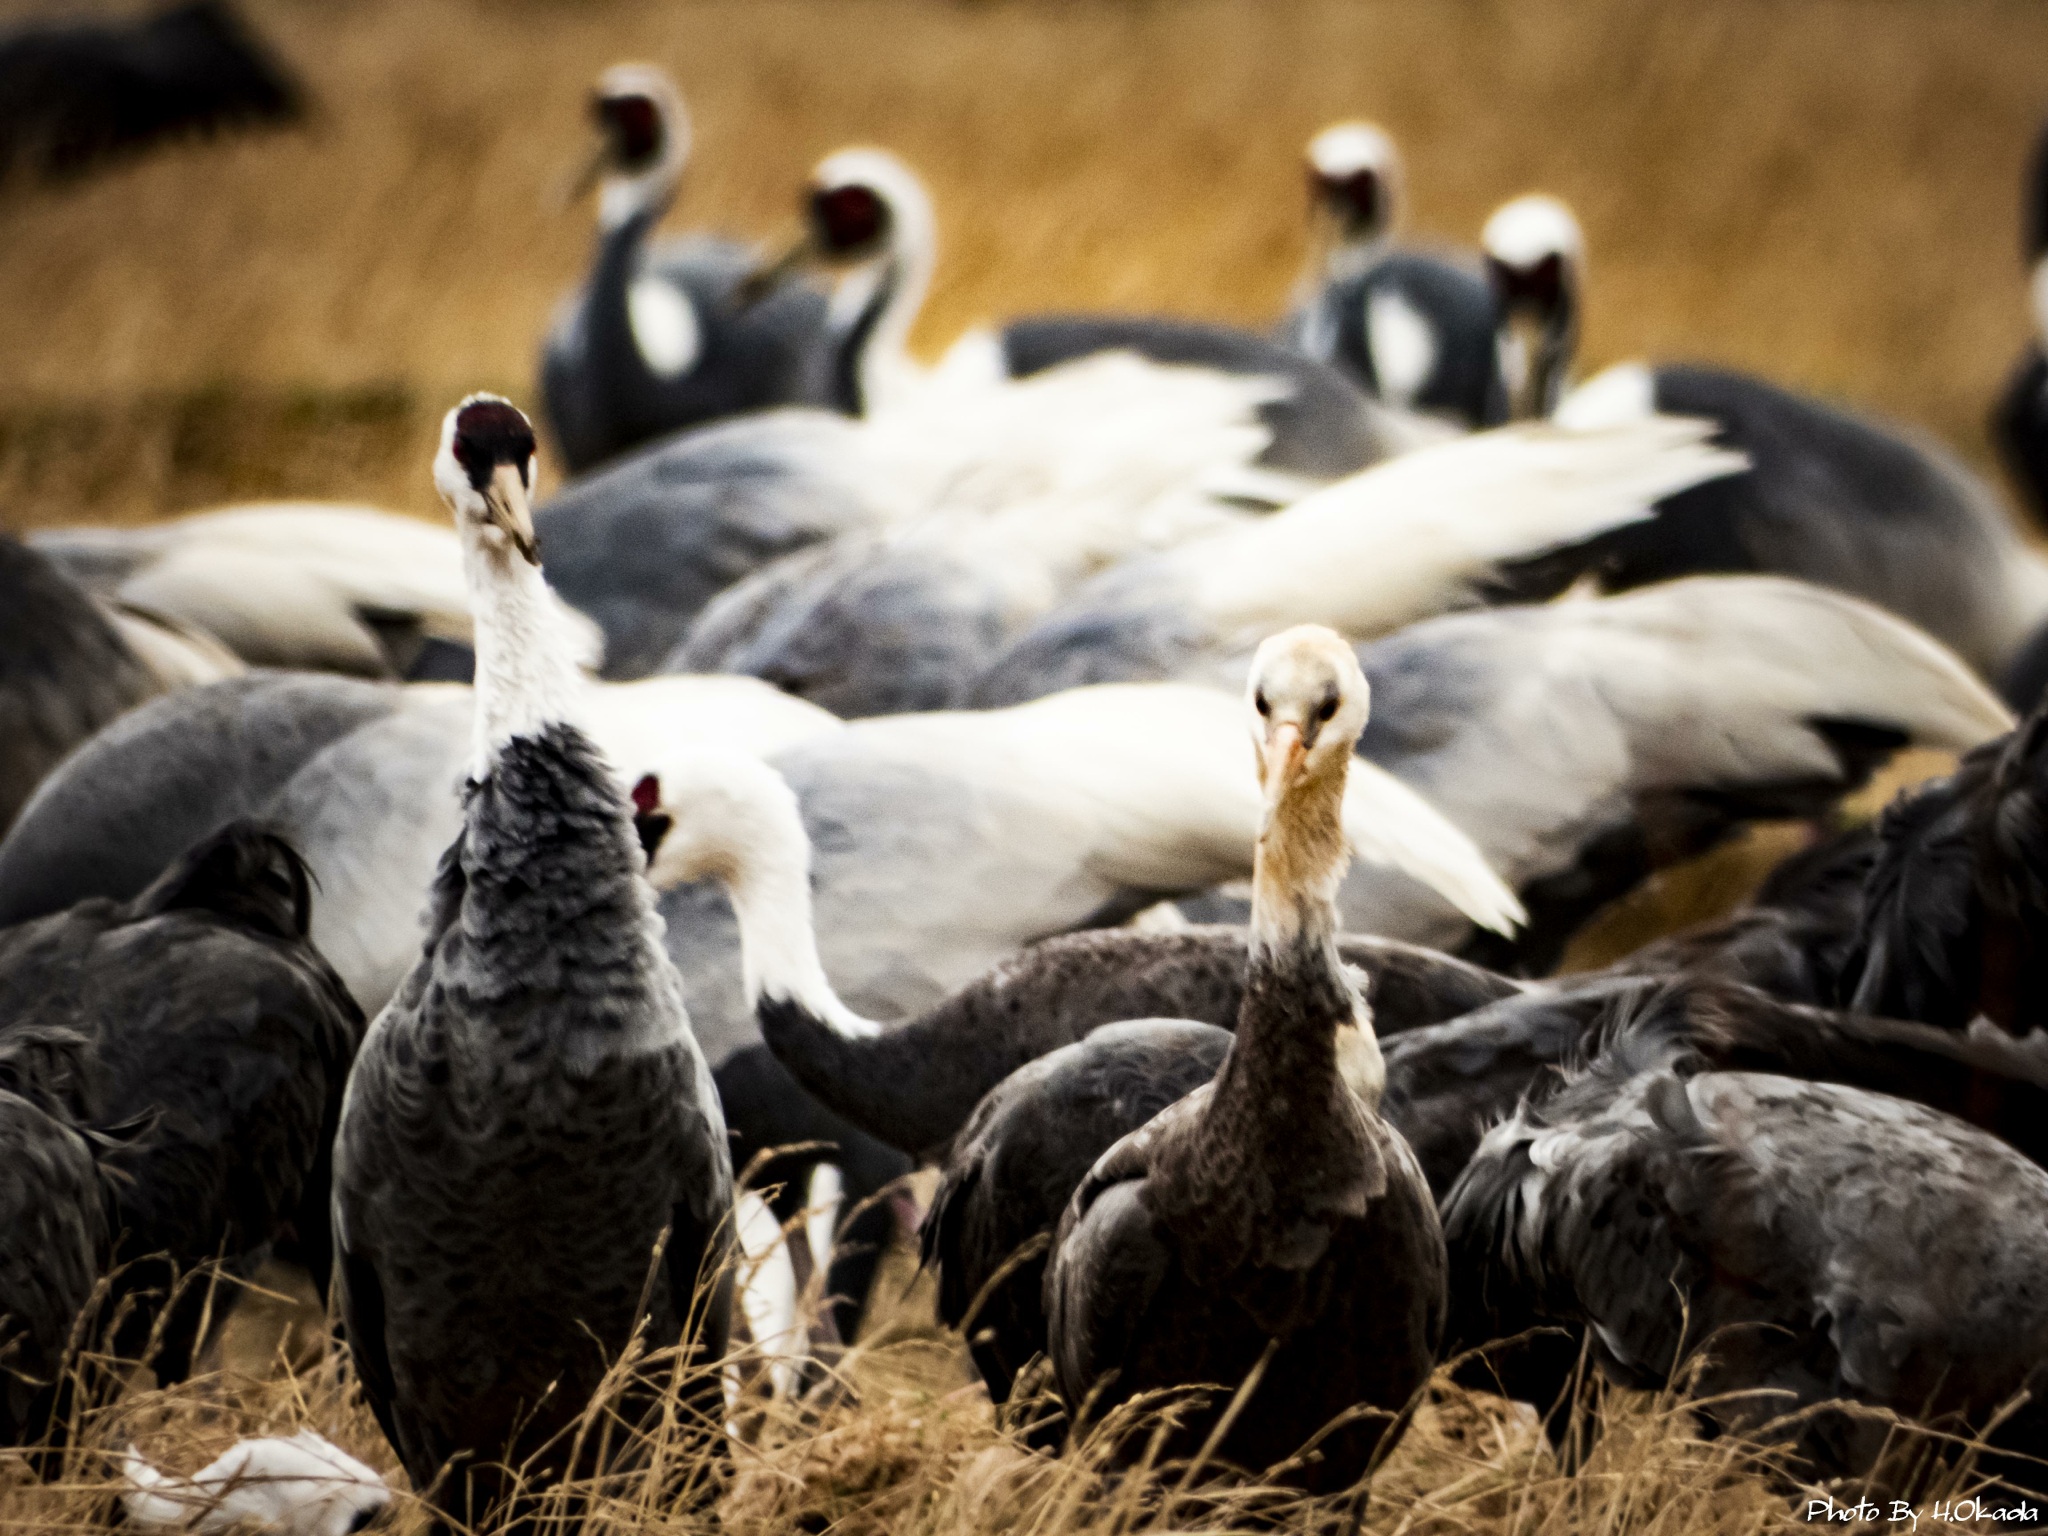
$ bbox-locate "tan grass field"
[3,0,2048,523]
[0,1,2041,1531]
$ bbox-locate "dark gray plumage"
[0,534,166,839]
[532,410,878,679]
[544,235,830,475]
[0,1026,110,1450]
[1507,366,2048,678]
[669,530,1021,718]
[759,925,1519,1164]
[924,1019,1231,1413]
[998,315,1386,481]
[0,671,398,929]
[334,730,733,1522]
[1042,629,1444,1491]
[0,822,362,1385]
[0,0,301,187]
[1283,253,1506,432]
[1442,1038,2048,1490]
[332,399,731,1526]
[1837,705,2048,1031]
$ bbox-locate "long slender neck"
[731,850,876,1039]
[599,160,678,238]
[1531,289,1579,419]
[830,240,931,417]
[1215,760,1381,1116]
[689,769,879,1039]
[464,537,584,779]
[1323,223,1390,285]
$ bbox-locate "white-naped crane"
[746,145,1402,476]
[967,413,1747,708]
[330,398,733,1528]
[1478,191,2048,683]
[540,65,833,474]
[1280,122,1505,431]
[535,340,1307,681]
[1042,626,1445,1491]
[0,821,363,1407]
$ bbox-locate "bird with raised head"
[1041,625,1446,1494]
[1282,122,1506,432]
[1478,191,2048,683]
[330,397,733,1530]
[541,64,832,473]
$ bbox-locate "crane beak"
[1260,722,1307,818]
[555,141,611,209]
[737,233,816,308]
[483,463,540,566]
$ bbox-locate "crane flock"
[8,49,2048,1534]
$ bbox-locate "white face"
[1481,193,1585,272]
[1307,121,1398,182]
[1247,624,1371,803]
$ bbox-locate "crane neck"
[828,232,933,417]
[463,533,585,781]
[1217,749,1383,1117]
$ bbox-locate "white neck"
[835,229,934,416]
[654,755,881,1040]
[464,536,585,778]
[599,152,683,234]
[1323,228,1390,284]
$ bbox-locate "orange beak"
[1260,721,1306,816]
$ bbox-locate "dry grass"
[5,1239,2018,1536]
[2,0,2048,523]
[0,2,2036,1529]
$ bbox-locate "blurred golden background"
[2,0,2046,525]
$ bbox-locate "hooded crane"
[1478,192,2048,682]
[1043,626,1446,1492]
[0,1024,110,1449]
[540,66,833,473]
[1280,122,1505,431]
[1441,1008,2048,1492]
[0,533,177,837]
[331,398,733,1528]
[747,145,1396,478]
[0,821,362,1390]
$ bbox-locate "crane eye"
[1317,693,1339,723]
[1254,692,1269,717]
